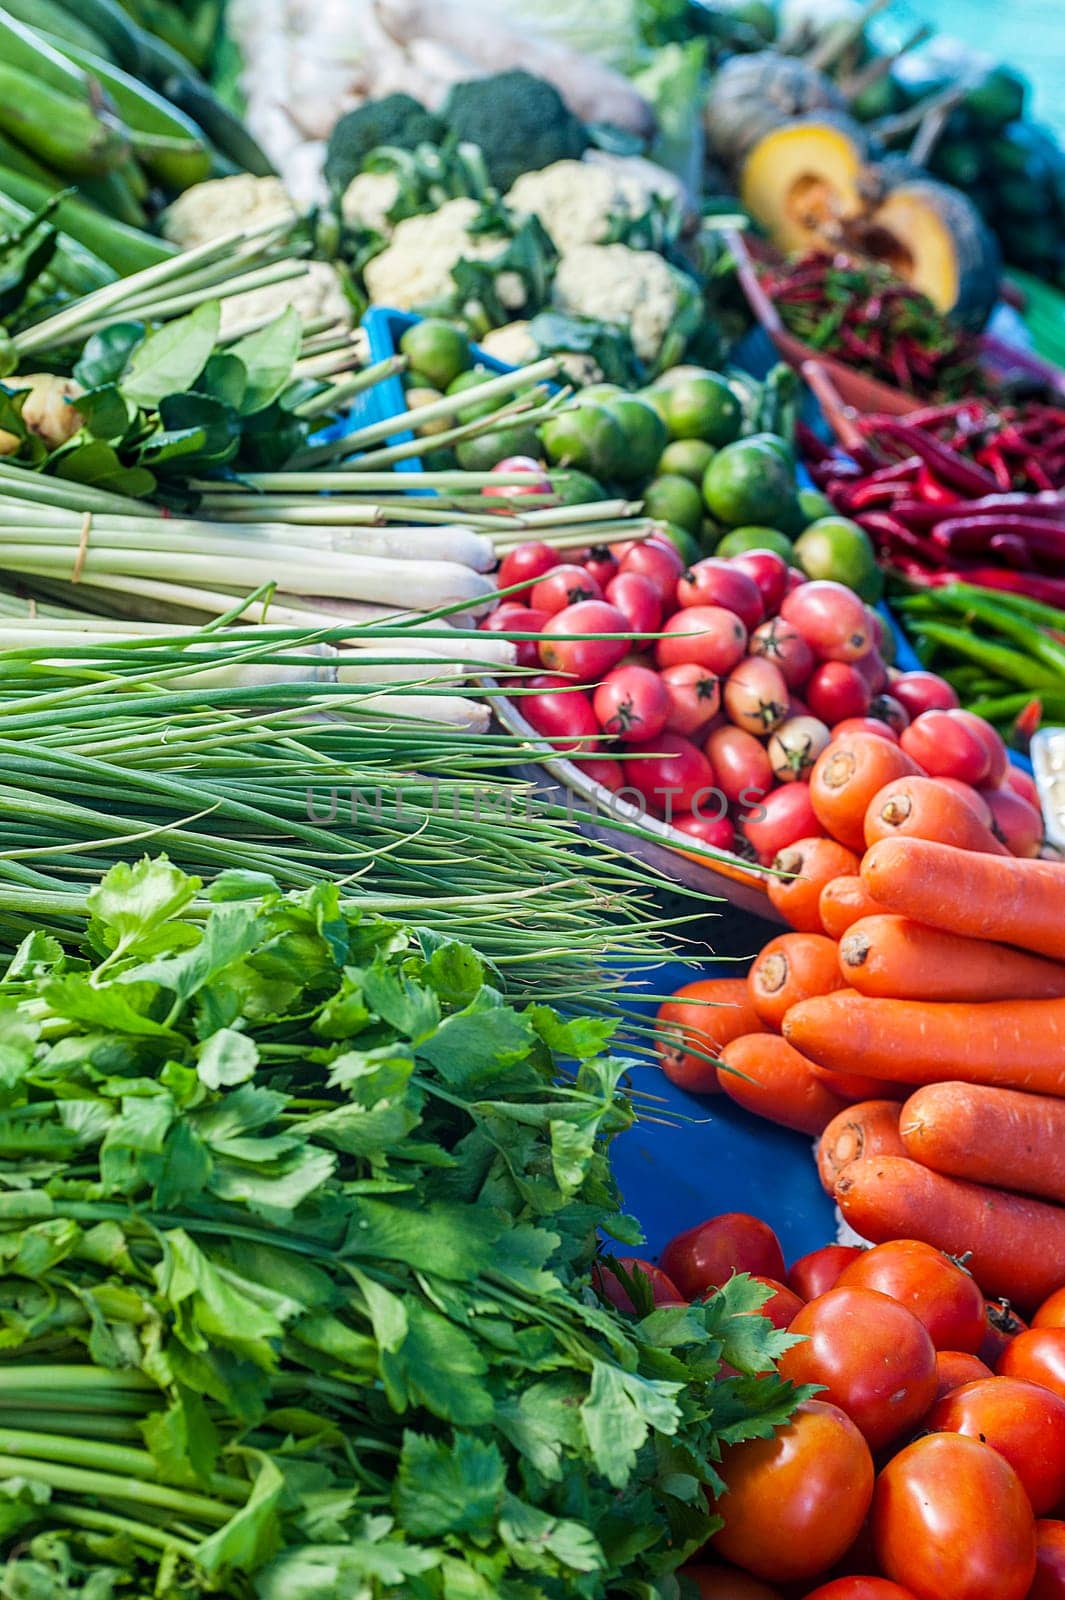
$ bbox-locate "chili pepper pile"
[761,254,985,401]
[802,402,1065,609]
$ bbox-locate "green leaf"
[140,1387,220,1488]
[381,1301,492,1426]
[42,975,176,1038]
[499,1494,605,1575]
[156,1228,283,1371]
[581,1363,683,1489]
[195,1452,284,1577]
[53,438,155,499]
[201,351,248,411]
[3,931,63,981]
[394,1431,505,1538]
[122,300,220,408]
[87,856,201,962]
[495,1375,586,1481]
[529,1007,616,1064]
[341,1196,502,1280]
[702,1274,802,1376]
[417,1003,534,1089]
[228,307,302,414]
[421,937,485,1008]
[125,902,263,1005]
[157,390,240,468]
[350,1267,408,1353]
[65,384,135,444]
[74,323,145,389]
[197,1028,259,1089]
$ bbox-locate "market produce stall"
[0,0,1061,1596]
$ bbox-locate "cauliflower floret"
[220,260,353,335]
[506,155,689,254]
[581,150,690,212]
[162,175,297,249]
[363,197,529,313]
[479,321,536,366]
[551,243,700,368]
[340,170,403,235]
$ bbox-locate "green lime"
[701,517,725,554]
[399,318,471,391]
[649,365,716,387]
[702,438,799,529]
[655,521,701,565]
[637,386,673,426]
[549,469,605,505]
[456,421,542,472]
[539,403,627,480]
[581,382,624,403]
[447,366,500,423]
[794,516,884,603]
[643,474,704,536]
[715,525,795,561]
[658,438,716,484]
[798,487,835,526]
[404,368,437,390]
[602,396,669,484]
[659,374,743,446]
[422,445,458,471]
[745,430,794,463]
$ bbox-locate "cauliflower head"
[162,175,297,249]
[340,170,403,236]
[551,243,702,371]
[506,156,689,255]
[363,198,529,314]
[220,261,353,336]
[478,322,536,366]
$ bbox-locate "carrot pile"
[654,721,1065,1311]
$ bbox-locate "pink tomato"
[749,617,816,689]
[853,649,889,694]
[901,710,991,785]
[574,755,627,794]
[705,725,773,808]
[661,661,722,738]
[582,546,620,590]
[730,549,790,615]
[981,786,1043,858]
[949,710,1009,786]
[780,581,872,662]
[1005,766,1042,809]
[531,564,603,615]
[622,733,716,817]
[742,784,822,865]
[767,715,832,783]
[619,538,685,601]
[891,670,959,718]
[485,455,549,498]
[593,665,670,744]
[806,662,872,725]
[656,606,748,674]
[869,693,909,734]
[483,601,548,668]
[538,600,630,681]
[678,559,764,631]
[723,657,790,736]
[606,570,662,636]
[519,675,600,752]
[496,540,558,598]
[671,811,736,853]
[832,715,899,744]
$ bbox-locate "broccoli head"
[324,94,445,196]
[441,72,589,194]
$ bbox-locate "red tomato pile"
[482,535,1036,867]
[614,1214,1065,1600]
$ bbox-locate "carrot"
[817,1100,905,1194]
[936,777,994,828]
[809,733,920,852]
[840,915,1065,1002]
[862,836,1065,961]
[717,1033,850,1136]
[784,990,1065,1095]
[805,1058,909,1102]
[655,978,766,1095]
[901,1082,1065,1204]
[766,835,858,932]
[818,874,883,939]
[834,1155,1065,1310]
[748,932,845,1031]
[863,775,1008,855]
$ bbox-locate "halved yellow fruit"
[740,115,866,254]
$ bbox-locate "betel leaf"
[200,351,248,412]
[53,439,155,500]
[122,300,220,409]
[156,391,241,469]
[227,307,302,415]
[63,384,135,444]
[74,323,145,390]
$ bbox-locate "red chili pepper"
[867,421,1000,496]
[915,464,958,505]
[932,514,1065,563]
[849,480,911,510]
[1014,699,1044,742]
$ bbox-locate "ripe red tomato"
[872,1433,1036,1600]
[729,550,789,616]
[582,546,619,589]
[979,1299,1029,1366]
[779,1286,937,1450]
[483,602,548,668]
[780,581,872,662]
[656,606,748,673]
[605,570,662,634]
[530,564,602,615]
[741,784,823,866]
[853,650,889,695]
[949,709,1008,785]
[593,1256,683,1315]
[622,732,715,816]
[928,1376,1065,1514]
[806,662,872,725]
[496,540,557,596]
[749,617,816,689]
[982,786,1044,858]
[836,1239,986,1354]
[890,670,959,718]
[901,710,991,785]
[1034,1288,1065,1329]
[660,1213,786,1299]
[934,1350,993,1402]
[787,1245,862,1302]
[802,1581,919,1599]
[723,658,789,737]
[593,665,670,743]
[704,725,773,808]
[671,811,736,855]
[682,1564,783,1599]
[519,675,600,751]
[1005,765,1042,809]
[678,560,764,631]
[661,661,722,738]
[538,600,630,680]
[830,715,898,744]
[750,1275,804,1329]
[711,1400,874,1583]
[869,693,909,734]
[619,537,685,600]
[485,455,549,497]
[574,754,625,793]
[1031,1520,1065,1600]
[999,1329,1065,1401]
